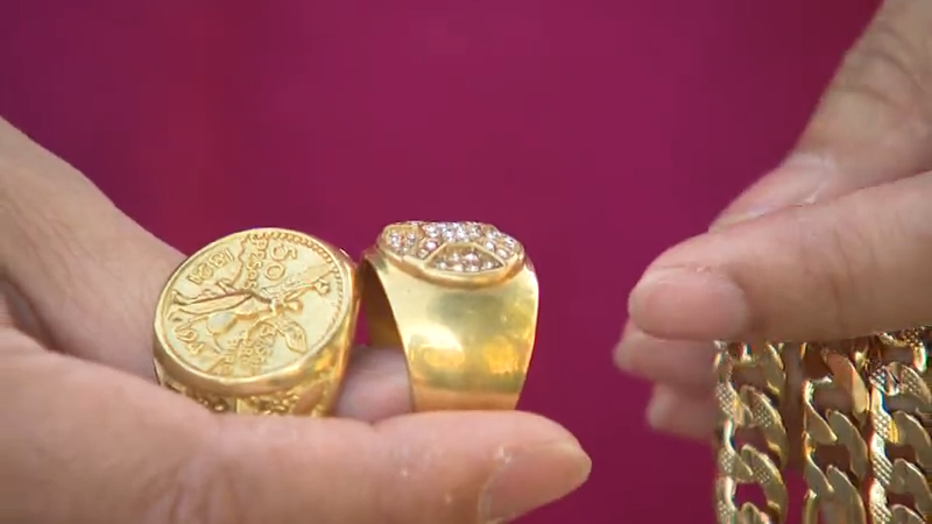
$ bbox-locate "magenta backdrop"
[1,2,878,522]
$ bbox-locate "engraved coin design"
[155,229,349,380]
[377,221,525,284]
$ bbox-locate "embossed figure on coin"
[159,231,345,379]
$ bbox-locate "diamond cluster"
[381,221,521,274]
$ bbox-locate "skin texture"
[616,0,932,439]
[4,0,930,520]
[0,121,591,524]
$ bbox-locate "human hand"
[614,0,932,439]
[0,119,590,524]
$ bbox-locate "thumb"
[715,0,932,226]
[628,172,932,342]
[2,330,590,524]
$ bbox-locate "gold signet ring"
[360,221,539,411]
[153,228,358,416]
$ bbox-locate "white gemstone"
[382,221,521,273]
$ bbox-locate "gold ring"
[153,227,358,416]
[359,221,539,411]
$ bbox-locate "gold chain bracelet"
[714,329,931,524]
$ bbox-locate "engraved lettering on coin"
[378,221,524,280]
[157,230,345,379]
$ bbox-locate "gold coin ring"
[153,228,358,416]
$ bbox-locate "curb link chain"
[714,329,931,523]
[800,339,870,524]
[714,341,789,524]
[867,328,931,524]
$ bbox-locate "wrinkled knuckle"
[144,427,248,524]
[808,217,875,338]
[835,5,932,124]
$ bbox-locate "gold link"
[866,328,931,524]
[800,340,871,524]
[715,329,931,523]
[714,341,790,524]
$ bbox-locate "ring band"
[360,221,539,411]
[153,228,358,416]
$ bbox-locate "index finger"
[0,117,181,377]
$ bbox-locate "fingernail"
[615,328,717,389]
[479,443,591,523]
[646,386,717,439]
[711,153,835,230]
[615,324,679,370]
[612,322,638,369]
[645,387,677,427]
[628,267,750,340]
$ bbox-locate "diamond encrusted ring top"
[376,221,525,285]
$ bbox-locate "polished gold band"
[360,221,539,412]
[714,328,931,524]
[153,228,358,416]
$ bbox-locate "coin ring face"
[154,229,351,386]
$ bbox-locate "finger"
[645,385,716,440]
[0,117,183,377]
[0,119,419,421]
[714,0,932,226]
[2,329,590,524]
[337,347,411,421]
[629,172,932,342]
[613,321,715,392]
[0,281,44,336]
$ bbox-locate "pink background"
[0,1,878,522]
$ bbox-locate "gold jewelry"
[800,339,871,524]
[359,221,538,411]
[714,341,789,524]
[714,329,931,524]
[866,329,931,524]
[153,228,358,416]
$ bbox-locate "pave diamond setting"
[378,221,523,277]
